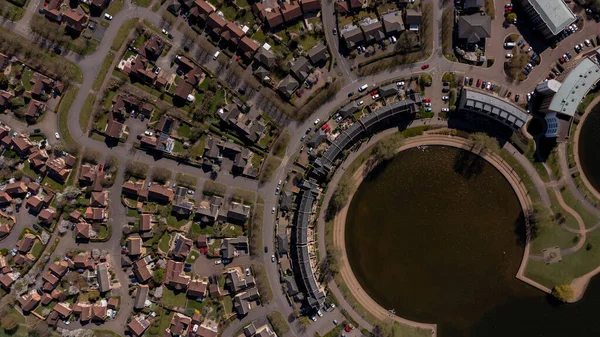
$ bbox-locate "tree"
[1,315,18,332]
[151,167,172,184]
[506,13,517,23]
[29,321,51,337]
[328,178,352,217]
[372,136,403,161]
[82,148,100,164]
[153,269,164,284]
[552,284,574,302]
[0,74,8,90]
[469,132,500,154]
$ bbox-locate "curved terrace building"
[312,99,419,177]
[293,179,326,311]
[457,89,528,130]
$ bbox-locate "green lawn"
[58,87,81,152]
[191,134,207,158]
[106,0,124,15]
[21,68,33,90]
[167,214,190,229]
[299,34,319,51]
[188,223,216,237]
[177,123,191,138]
[222,224,243,237]
[0,0,26,21]
[208,89,225,115]
[42,175,64,192]
[22,161,38,179]
[31,241,43,259]
[173,139,185,153]
[80,94,96,132]
[162,288,187,308]
[222,296,233,315]
[252,29,267,43]
[267,311,290,336]
[132,0,152,6]
[158,232,171,252]
[560,188,599,229]
[92,51,115,91]
[111,19,137,51]
[186,250,200,263]
[221,5,237,21]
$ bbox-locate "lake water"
[579,103,600,194]
[345,146,600,337]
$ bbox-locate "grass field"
[79,94,96,132]
[162,288,187,308]
[112,19,138,51]
[92,51,115,91]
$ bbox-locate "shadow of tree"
[453,149,484,179]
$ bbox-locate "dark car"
[184,267,192,272]
[442,88,450,93]
[469,77,474,85]
[442,81,450,86]
[185,263,192,268]
[515,93,520,102]
[53,46,62,55]
[264,246,268,253]
[348,92,354,97]
[424,82,432,87]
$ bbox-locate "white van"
[358,84,368,92]
[213,51,220,60]
[503,42,515,48]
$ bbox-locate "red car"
[421,64,429,70]
[476,79,482,87]
[345,326,352,332]
[505,6,512,12]
[98,163,103,172]
[559,57,565,64]
[423,98,431,103]
[370,90,378,96]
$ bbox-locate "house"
[112,95,154,118]
[148,184,175,203]
[24,100,46,119]
[16,233,35,253]
[221,237,249,259]
[92,304,107,321]
[85,207,106,222]
[382,11,405,36]
[38,207,57,224]
[49,260,69,277]
[335,1,349,14]
[11,136,33,155]
[0,273,15,289]
[349,0,362,9]
[164,260,190,290]
[189,0,215,22]
[265,8,285,28]
[457,14,491,50]
[0,90,13,111]
[26,195,44,213]
[165,314,192,337]
[171,234,193,260]
[233,288,260,315]
[75,222,92,240]
[405,9,422,31]
[254,47,277,69]
[226,269,255,292]
[197,235,208,252]
[174,82,194,102]
[18,292,41,312]
[239,37,260,60]
[91,190,109,207]
[53,302,72,318]
[463,0,484,11]
[307,43,329,65]
[46,156,73,182]
[28,149,49,170]
[278,233,288,255]
[379,83,398,97]
[280,1,303,22]
[187,280,208,299]
[42,271,60,291]
[69,210,81,222]
[341,25,364,49]
[0,53,7,71]
[139,36,165,61]
[280,191,293,212]
[307,129,327,148]
[277,75,299,98]
[96,263,111,292]
[362,21,385,42]
[207,12,227,34]
[62,9,88,33]
[290,56,312,82]
[134,284,149,309]
[5,182,27,196]
[222,23,245,46]
[108,297,119,310]
[91,0,110,10]
[140,214,153,232]
[301,0,321,13]
[133,258,152,283]
[79,164,99,186]
[105,118,125,139]
[228,202,251,224]
[127,235,143,256]
[73,253,95,270]
[129,317,151,337]
[156,115,175,135]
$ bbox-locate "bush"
[151,167,172,184]
[125,161,148,180]
[551,285,574,302]
[1,315,17,331]
[203,180,227,197]
[175,173,197,189]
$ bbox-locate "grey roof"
[405,9,422,26]
[277,233,288,254]
[526,0,576,35]
[382,11,405,35]
[342,26,364,48]
[221,237,249,259]
[254,66,270,79]
[463,0,484,9]
[244,323,257,337]
[307,43,329,65]
[548,57,600,117]
[277,75,299,98]
[280,191,293,212]
[134,285,149,309]
[379,83,398,97]
[290,56,311,81]
[457,14,491,43]
[458,89,528,129]
[96,264,110,292]
[254,48,276,69]
[362,22,385,42]
[338,102,360,118]
[307,129,327,148]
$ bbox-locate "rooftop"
[549,57,600,117]
[527,0,575,35]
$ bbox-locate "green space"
[106,0,124,15]
[221,5,237,21]
[186,250,200,263]
[232,188,255,204]
[267,311,290,336]
[132,0,152,7]
[31,241,43,259]
[30,16,98,55]
[252,29,267,43]
[299,34,319,51]
[203,180,227,197]
[112,19,138,51]
[258,156,280,184]
[42,175,64,192]
[272,129,289,157]
[560,187,599,229]
[93,51,116,91]
[22,161,37,179]
[58,87,81,153]
[191,134,206,158]
[252,263,273,304]
[162,288,187,308]
[21,68,33,90]
[158,232,171,252]
[222,223,243,237]
[188,223,216,237]
[177,123,191,138]
[0,0,26,21]
[222,296,233,315]
[167,213,191,229]
[529,190,579,255]
[80,94,96,132]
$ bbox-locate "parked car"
[214,260,221,265]
[421,64,429,70]
[526,47,532,53]
[442,81,450,86]
[464,77,469,85]
[104,13,113,20]
[515,93,520,102]
[161,29,168,35]
[264,246,268,253]
[476,78,481,87]
[505,53,513,58]
[396,81,405,87]
[423,98,431,103]
[55,132,60,139]
[517,39,524,46]
[442,87,450,93]
[271,207,276,214]
[317,310,323,317]
[271,255,275,262]
[332,28,337,35]
[441,108,449,112]
[585,39,591,46]
[314,119,320,125]
[357,100,364,106]
[442,96,449,100]
[425,107,432,112]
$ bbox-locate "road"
[1,0,600,335]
